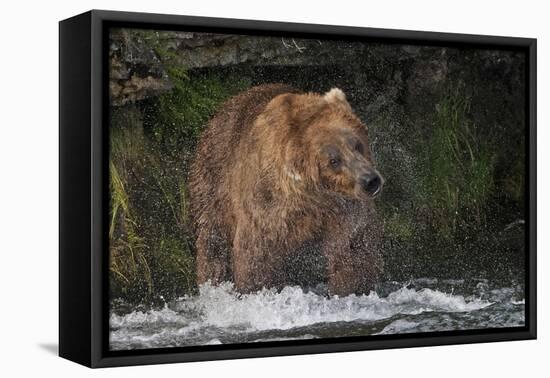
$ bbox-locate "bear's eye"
[329,158,341,168]
[355,142,364,154]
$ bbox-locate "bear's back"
[188,84,299,230]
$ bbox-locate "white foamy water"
[109,280,525,350]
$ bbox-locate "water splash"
[109,280,524,350]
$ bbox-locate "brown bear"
[188,84,384,296]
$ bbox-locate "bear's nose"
[360,173,382,196]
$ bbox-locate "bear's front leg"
[323,227,383,296]
[325,245,363,296]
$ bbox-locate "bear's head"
[274,88,384,200]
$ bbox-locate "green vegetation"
[109,67,249,304]
[378,86,525,281]
[421,91,494,237]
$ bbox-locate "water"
[109,278,525,350]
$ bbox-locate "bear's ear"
[324,88,352,110]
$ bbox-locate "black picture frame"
[59,9,537,368]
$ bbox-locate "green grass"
[109,68,248,304]
[422,90,494,236]
[146,72,250,154]
[377,87,506,281]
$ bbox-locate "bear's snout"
[360,172,383,196]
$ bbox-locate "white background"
[0,0,547,376]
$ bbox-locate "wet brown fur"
[189,84,383,295]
